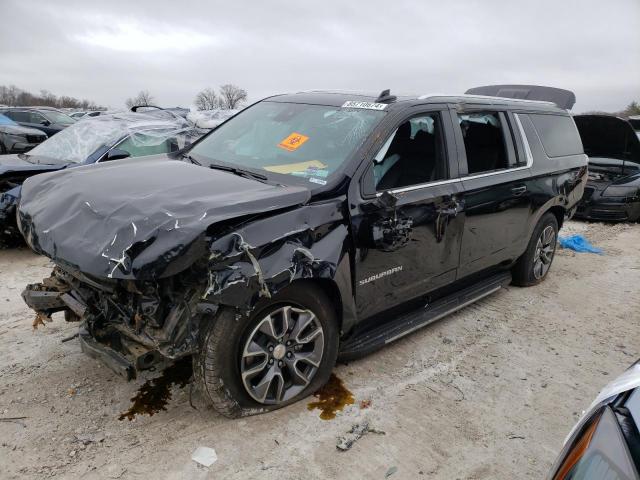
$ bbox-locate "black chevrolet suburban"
[19,89,587,417]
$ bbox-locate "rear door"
[453,107,534,277]
[350,106,465,320]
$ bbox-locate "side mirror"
[40,120,50,126]
[104,148,131,161]
[375,190,398,210]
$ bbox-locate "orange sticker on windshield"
[278,132,309,151]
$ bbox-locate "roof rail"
[418,93,556,106]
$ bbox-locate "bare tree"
[621,101,640,117]
[125,90,155,109]
[194,87,218,111]
[0,85,21,106]
[218,84,247,110]
[0,84,103,109]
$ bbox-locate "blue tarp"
[558,234,603,254]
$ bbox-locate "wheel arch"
[546,205,565,230]
[287,277,344,333]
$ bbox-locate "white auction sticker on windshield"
[342,101,388,110]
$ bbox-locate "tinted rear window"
[529,114,583,158]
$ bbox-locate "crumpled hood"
[18,155,311,280]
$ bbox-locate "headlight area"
[550,406,639,479]
[4,133,45,152]
[21,263,214,380]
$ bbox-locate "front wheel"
[512,212,559,287]
[194,283,339,418]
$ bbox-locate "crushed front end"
[22,263,213,380]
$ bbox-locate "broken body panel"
[20,157,355,377]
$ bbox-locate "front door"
[350,109,465,320]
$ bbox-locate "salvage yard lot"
[1,220,638,479]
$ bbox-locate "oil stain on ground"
[307,373,354,420]
[119,357,192,421]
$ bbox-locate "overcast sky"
[2,0,638,112]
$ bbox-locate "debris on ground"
[74,432,105,445]
[0,416,27,427]
[385,466,398,477]
[359,399,372,409]
[558,234,603,254]
[336,421,385,451]
[191,446,218,467]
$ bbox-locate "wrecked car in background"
[19,89,586,417]
[187,108,239,129]
[0,110,203,242]
[574,115,640,222]
[0,106,76,137]
[548,360,640,479]
[0,113,47,154]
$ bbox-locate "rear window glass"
[529,114,583,158]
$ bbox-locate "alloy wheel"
[240,305,324,404]
[533,225,556,279]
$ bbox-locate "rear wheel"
[512,212,559,287]
[195,283,339,417]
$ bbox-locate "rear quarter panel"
[519,113,588,238]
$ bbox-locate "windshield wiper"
[183,153,201,166]
[208,163,268,182]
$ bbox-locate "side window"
[27,112,46,124]
[6,111,28,122]
[457,112,509,174]
[373,113,447,191]
[115,134,173,158]
[530,114,584,158]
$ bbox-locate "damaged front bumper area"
[22,265,214,380]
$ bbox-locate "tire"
[194,283,339,418]
[511,212,559,287]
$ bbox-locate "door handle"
[511,185,527,196]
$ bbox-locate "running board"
[339,272,512,360]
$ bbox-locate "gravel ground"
[1,220,639,479]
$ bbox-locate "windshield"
[190,101,385,185]
[0,114,17,126]
[43,111,76,125]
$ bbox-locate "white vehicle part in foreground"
[564,362,640,445]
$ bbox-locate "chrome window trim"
[385,177,462,195]
[513,113,534,168]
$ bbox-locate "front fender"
[202,199,357,334]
